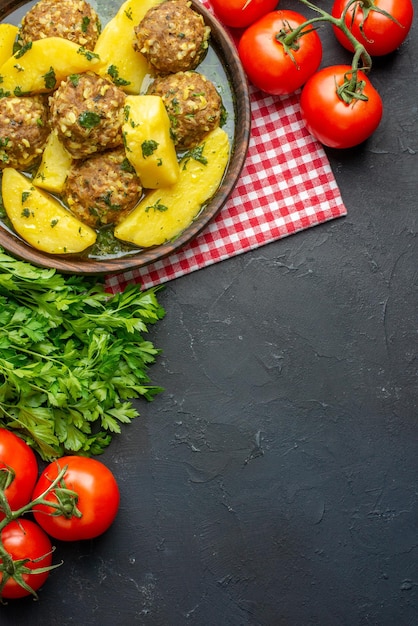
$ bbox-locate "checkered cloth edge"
[105,4,347,293]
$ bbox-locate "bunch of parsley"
[0,248,165,461]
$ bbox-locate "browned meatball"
[0,95,49,169]
[133,0,210,75]
[49,73,125,159]
[147,71,222,150]
[19,0,101,50]
[64,148,142,229]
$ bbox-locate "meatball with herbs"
[49,73,126,159]
[133,0,210,75]
[147,71,223,150]
[0,95,49,169]
[64,148,142,229]
[19,0,101,50]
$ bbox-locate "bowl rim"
[0,0,251,275]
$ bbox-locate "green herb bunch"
[0,248,165,461]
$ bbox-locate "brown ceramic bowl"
[0,0,251,274]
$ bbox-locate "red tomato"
[331,0,414,56]
[300,65,383,149]
[32,456,120,541]
[0,429,38,520]
[209,0,279,29]
[238,11,322,95]
[0,519,52,599]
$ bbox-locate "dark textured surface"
[2,1,417,625]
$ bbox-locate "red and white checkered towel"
[105,3,347,293]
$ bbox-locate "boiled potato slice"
[2,168,96,254]
[123,95,180,188]
[0,24,18,67]
[0,37,103,95]
[33,131,73,194]
[114,127,230,247]
[94,0,163,93]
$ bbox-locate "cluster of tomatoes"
[209,0,414,149]
[0,429,120,600]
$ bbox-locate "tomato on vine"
[300,65,383,149]
[32,456,120,542]
[331,0,414,56]
[209,0,278,29]
[0,519,53,599]
[0,429,38,520]
[238,10,323,95]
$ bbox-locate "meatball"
[19,0,101,50]
[147,71,222,150]
[0,95,49,169]
[49,73,125,159]
[133,0,210,75]
[64,148,142,229]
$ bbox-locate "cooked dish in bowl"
[0,0,251,274]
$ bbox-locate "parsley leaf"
[0,248,165,460]
[78,111,101,129]
[141,140,159,158]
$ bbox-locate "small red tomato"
[238,10,322,95]
[32,456,120,541]
[0,519,53,599]
[300,65,383,149]
[209,0,279,29]
[0,429,38,519]
[331,0,414,56]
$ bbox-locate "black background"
[2,0,417,624]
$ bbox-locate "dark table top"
[2,1,417,625]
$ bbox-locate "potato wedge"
[2,168,96,254]
[33,131,73,194]
[0,37,103,95]
[94,0,163,94]
[114,127,230,247]
[123,95,180,189]
[0,24,18,67]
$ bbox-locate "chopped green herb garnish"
[78,111,101,129]
[99,191,121,210]
[145,200,168,213]
[69,73,80,87]
[77,47,100,61]
[43,67,56,90]
[141,140,159,158]
[15,42,32,58]
[13,86,27,97]
[182,144,208,168]
[81,16,91,33]
[107,65,130,87]
[120,157,135,174]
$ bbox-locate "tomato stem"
[0,465,75,531]
[0,544,62,601]
[0,464,80,600]
[294,0,373,72]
